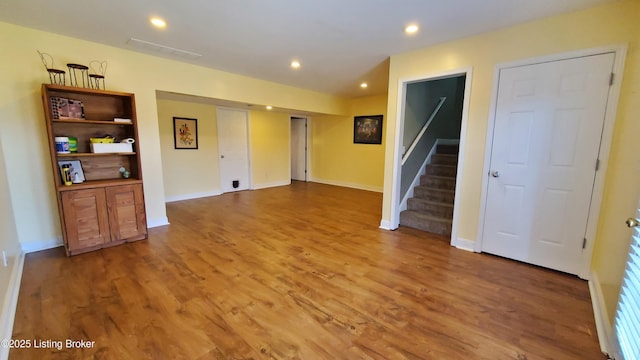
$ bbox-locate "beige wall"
[157,99,220,201]
[312,95,387,192]
[250,110,292,189]
[0,21,349,251]
[382,0,640,323]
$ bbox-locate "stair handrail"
[402,97,447,165]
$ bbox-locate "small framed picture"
[57,160,85,183]
[354,115,383,144]
[173,117,198,149]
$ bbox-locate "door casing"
[385,67,473,250]
[477,45,628,279]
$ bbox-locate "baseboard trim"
[379,220,396,230]
[252,180,291,190]
[310,178,382,193]
[0,251,25,360]
[588,272,616,358]
[20,238,63,254]
[147,216,170,228]
[452,237,476,252]
[165,190,222,203]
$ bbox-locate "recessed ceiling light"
[404,24,419,35]
[266,106,273,110]
[360,82,368,88]
[150,17,167,29]
[290,60,301,69]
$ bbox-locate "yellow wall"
[312,95,387,192]
[250,110,292,188]
[0,21,349,251]
[157,99,220,201]
[0,137,21,323]
[382,0,640,323]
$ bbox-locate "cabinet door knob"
[626,218,640,228]
[221,155,225,159]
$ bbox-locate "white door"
[217,108,250,193]
[291,117,307,181]
[482,53,615,275]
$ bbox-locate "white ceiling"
[0,0,616,98]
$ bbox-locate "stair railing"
[402,97,446,165]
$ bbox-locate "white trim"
[165,190,222,203]
[147,216,170,228]
[475,45,628,272]
[589,272,616,358]
[389,67,472,240]
[0,251,25,360]
[311,178,382,193]
[379,219,394,230]
[252,180,291,190]
[399,141,438,212]
[449,70,473,249]
[401,97,446,165]
[452,237,476,252]
[20,238,63,253]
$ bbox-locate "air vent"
[127,38,202,60]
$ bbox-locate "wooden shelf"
[53,119,133,125]
[57,152,136,158]
[57,178,143,192]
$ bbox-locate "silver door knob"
[491,170,500,178]
[626,218,640,228]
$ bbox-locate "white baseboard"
[452,237,476,252]
[20,238,63,254]
[379,219,396,230]
[147,216,170,228]
[310,178,382,193]
[252,180,291,190]
[0,251,25,360]
[589,272,617,358]
[165,190,222,203]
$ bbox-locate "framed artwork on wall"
[353,115,383,144]
[173,117,198,149]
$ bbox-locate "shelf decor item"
[353,114,383,144]
[37,50,66,85]
[173,117,198,149]
[88,60,107,90]
[41,84,147,256]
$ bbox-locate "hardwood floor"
[11,182,605,359]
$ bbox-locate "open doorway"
[391,68,472,247]
[291,116,308,182]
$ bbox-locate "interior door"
[482,53,615,275]
[291,117,307,181]
[217,108,250,193]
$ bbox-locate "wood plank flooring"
[11,182,605,359]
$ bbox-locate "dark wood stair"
[400,143,458,236]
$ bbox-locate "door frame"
[476,45,628,279]
[387,67,473,248]
[216,106,252,192]
[290,115,311,181]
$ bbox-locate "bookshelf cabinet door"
[61,188,110,253]
[106,184,147,242]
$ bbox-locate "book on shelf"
[114,117,132,123]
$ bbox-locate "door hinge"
[609,73,614,86]
[582,238,587,249]
[595,159,600,171]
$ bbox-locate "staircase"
[400,143,458,236]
